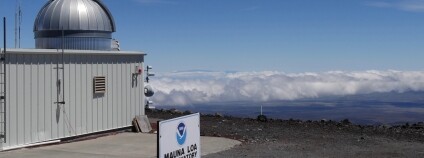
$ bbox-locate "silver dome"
[34,0,116,50]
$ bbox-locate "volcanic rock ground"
[147,109,424,158]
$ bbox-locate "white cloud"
[149,70,424,106]
[366,0,424,12]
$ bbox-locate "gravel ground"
[147,109,424,158]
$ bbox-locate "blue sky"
[1,0,424,72]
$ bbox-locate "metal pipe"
[14,7,17,48]
[61,29,65,104]
[3,17,7,143]
[56,29,60,106]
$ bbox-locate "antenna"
[14,0,22,48]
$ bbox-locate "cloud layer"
[149,70,424,106]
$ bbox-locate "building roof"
[1,48,145,56]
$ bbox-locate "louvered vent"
[94,76,106,94]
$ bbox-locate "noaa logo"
[176,122,187,145]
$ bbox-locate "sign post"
[158,113,201,158]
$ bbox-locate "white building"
[1,0,149,150]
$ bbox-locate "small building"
[1,0,148,150]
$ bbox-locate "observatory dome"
[34,0,116,50]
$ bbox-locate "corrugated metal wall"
[2,50,145,149]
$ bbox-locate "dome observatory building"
[0,0,152,150]
[34,0,116,50]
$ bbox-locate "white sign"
[158,113,201,158]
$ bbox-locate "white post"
[261,105,263,115]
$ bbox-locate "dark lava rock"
[183,110,193,115]
[168,108,183,115]
[257,115,268,122]
[215,113,224,118]
[146,108,424,145]
[341,119,351,125]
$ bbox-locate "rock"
[169,109,183,115]
[145,108,153,113]
[215,113,224,118]
[213,133,222,137]
[341,119,351,125]
[257,115,268,122]
[412,122,424,129]
[380,124,392,129]
[183,110,193,115]
[167,108,176,113]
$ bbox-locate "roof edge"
[2,48,146,56]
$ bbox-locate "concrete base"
[0,133,241,158]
